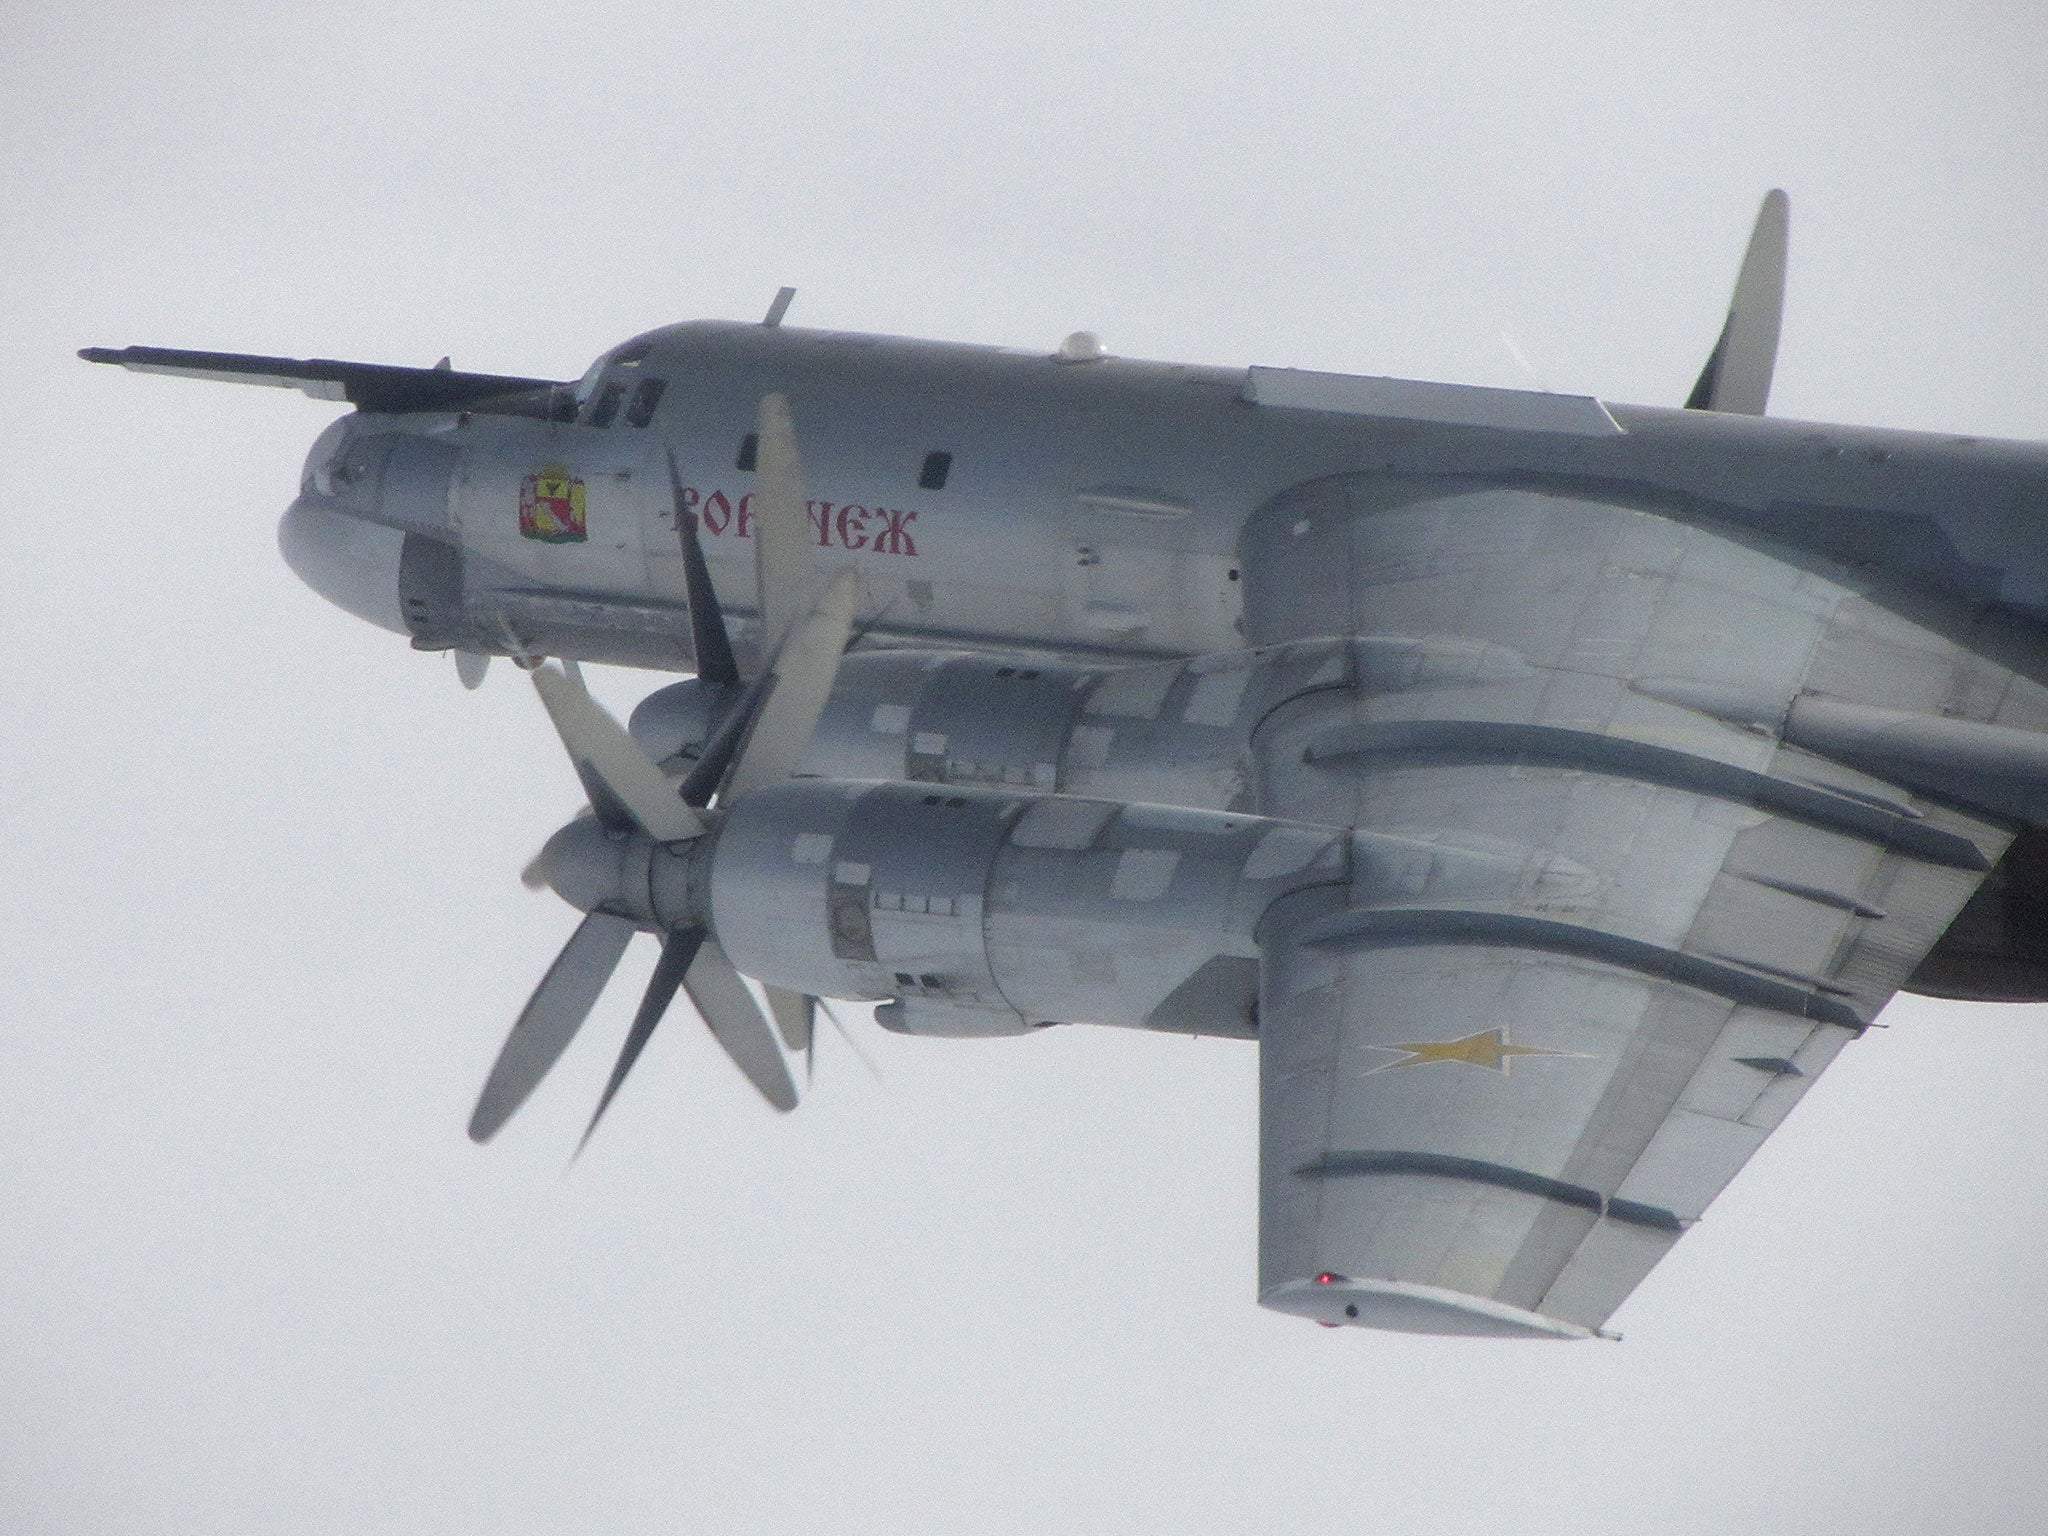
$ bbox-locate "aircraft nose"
[277,495,408,634]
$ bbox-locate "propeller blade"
[684,939,799,1112]
[752,393,817,660]
[675,665,774,807]
[764,986,815,1054]
[575,927,707,1156]
[720,567,861,802]
[530,661,705,842]
[1686,188,1789,415]
[818,998,883,1082]
[469,911,637,1142]
[668,449,741,690]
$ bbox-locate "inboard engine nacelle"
[541,780,1343,1038]
[540,778,1594,1039]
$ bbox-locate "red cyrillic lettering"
[837,505,871,550]
[874,507,919,556]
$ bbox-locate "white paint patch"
[1242,826,1334,880]
[790,833,832,865]
[870,703,912,734]
[1067,724,1114,769]
[1183,666,1252,726]
[1011,797,1115,850]
[1087,664,1179,720]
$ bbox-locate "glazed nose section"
[300,418,459,536]
[280,420,463,636]
[278,495,409,634]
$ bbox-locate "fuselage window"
[736,432,759,471]
[918,450,952,490]
[588,382,625,428]
[625,378,667,428]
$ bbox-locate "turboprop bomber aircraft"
[85,193,2048,1339]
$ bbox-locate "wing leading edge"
[79,345,569,415]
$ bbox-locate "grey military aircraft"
[84,192,2048,1340]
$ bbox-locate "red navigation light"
[1314,1271,1344,1285]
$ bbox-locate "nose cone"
[278,495,408,634]
[532,815,632,915]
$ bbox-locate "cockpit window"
[625,378,667,427]
[588,382,625,428]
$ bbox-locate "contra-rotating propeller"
[468,393,856,1149]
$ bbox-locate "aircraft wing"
[79,345,569,414]
[1245,484,2029,1338]
[1256,807,1999,1338]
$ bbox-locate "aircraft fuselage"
[279,319,2048,676]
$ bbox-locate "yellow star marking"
[1363,1027,1582,1076]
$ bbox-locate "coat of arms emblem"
[519,463,588,543]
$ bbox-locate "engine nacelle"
[537,779,1593,1040]
[629,676,743,767]
[629,635,1423,821]
[748,637,1379,810]
[707,781,1350,1036]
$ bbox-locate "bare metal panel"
[1243,367,1625,437]
[1243,475,2015,1335]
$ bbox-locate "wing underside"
[1242,473,2047,1336]
[79,345,567,415]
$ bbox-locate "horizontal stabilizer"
[1684,189,1789,415]
[79,345,567,414]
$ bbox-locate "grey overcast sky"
[6,3,2048,1532]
